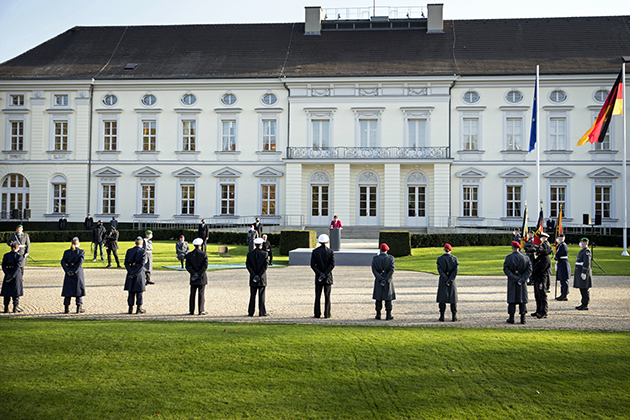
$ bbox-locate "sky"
[1,0,630,64]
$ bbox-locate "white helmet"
[318,234,329,243]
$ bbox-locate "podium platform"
[289,248,379,266]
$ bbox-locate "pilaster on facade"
[333,163,351,225]
[75,92,91,160]
[432,163,450,227]
[30,93,46,160]
[285,163,303,221]
[383,163,402,227]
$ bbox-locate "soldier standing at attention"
[310,234,335,319]
[436,243,459,322]
[61,238,86,313]
[372,243,396,320]
[176,235,190,269]
[2,241,24,313]
[574,238,593,311]
[7,224,29,275]
[186,238,208,316]
[105,226,121,268]
[503,241,532,324]
[197,219,209,252]
[246,237,269,317]
[84,214,94,231]
[531,233,552,319]
[554,234,571,301]
[124,237,147,314]
[142,230,154,285]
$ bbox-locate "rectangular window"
[52,183,66,213]
[181,184,195,215]
[54,121,68,150]
[54,94,68,107]
[506,117,522,150]
[359,119,378,147]
[102,184,116,214]
[10,121,24,151]
[262,120,276,151]
[182,120,196,151]
[142,120,156,151]
[549,117,566,150]
[408,119,426,148]
[103,121,117,151]
[594,115,611,150]
[506,185,522,217]
[549,185,566,218]
[10,95,24,106]
[595,185,611,218]
[220,184,235,215]
[312,120,330,148]
[463,118,479,150]
[141,184,155,214]
[222,120,236,151]
[261,184,276,215]
[463,186,478,217]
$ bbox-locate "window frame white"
[352,108,383,148]
[219,183,236,216]
[461,90,480,104]
[101,93,118,107]
[462,116,480,150]
[588,168,619,222]
[173,167,202,218]
[543,167,574,220]
[589,108,613,151]
[180,92,197,107]
[544,108,571,151]
[8,93,26,108]
[50,175,67,214]
[220,92,238,107]
[1,174,30,218]
[593,88,609,104]
[499,167,530,221]
[47,113,71,152]
[260,92,278,106]
[101,182,117,215]
[455,168,487,221]
[213,167,241,217]
[505,89,524,104]
[216,110,241,153]
[8,118,25,151]
[135,111,161,156]
[51,92,70,108]
[548,88,568,104]
[305,108,335,149]
[401,107,433,148]
[140,93,158,107]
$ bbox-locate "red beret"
[444,243,452,251]
[380,243,390,251]
[511,241,521,249]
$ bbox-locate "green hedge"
[279,230,316,255]
[562,233,627,248]
[379,231,411,257]
[411,233,512,248]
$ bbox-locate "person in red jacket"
[330,215,342,229]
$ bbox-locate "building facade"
[1,5,628,229]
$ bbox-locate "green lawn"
[0,319,628,419]
[26,241,288,270]
[397,245,630,276]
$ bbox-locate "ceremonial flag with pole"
[554,205,563,252]
[520,204,528,249]
[533,203,544,245]
[529,70,538,152]
[577,70,623,146]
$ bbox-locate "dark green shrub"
[279,230,316,255]
[379,231,411,257]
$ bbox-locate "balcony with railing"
[286,146,450,160]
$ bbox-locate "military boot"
[506,314,515,324]
[452,312,458,322]
[520,314,526,324]
[13,305,23,313]
[136,305,146,314]
[385,311,394,320]
[3,305,8,313]
[128,306,134,314]
[438,311,445,322]
[375,310,381,320]
[64,305,70,314]
[76,305,85,314]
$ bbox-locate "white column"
[383,163,402,227]
[333,163,351,225]
[75,95,90,160]
[285,163,303,225]
[29,95,45,159]
[433,163,451,227]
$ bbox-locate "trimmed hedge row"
[411,233,512,248]
[279,230,316,255]
[379,231,411,257]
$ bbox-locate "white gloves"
[581,273,587,280]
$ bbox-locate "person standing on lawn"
[310,234,335,319]
[574,237,593,311]
[124,237,147,314]
[92,220,106,262]
[246,237,268,317]
[186,238,208,315]
[554,234,571,301]
[176,235,190,269]
[7,224,30,274]
[262,234,273,265]
[142,230,154,285]
[504,241,532,324]
[246,225,258,252]
[523,231,536,285]
[436,243,458,322]
[2,241,24,313]
[372,243,396,320]
[84,214,93,231]
[104,226,120,268]
[254,217,263,237]
[60,237,86,314]
[197,219,209,252]
[531,233,552,319]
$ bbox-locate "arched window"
[309,170,331,226]
[1,174,30,219]
[357,170,379,226]
[405,171,428,227]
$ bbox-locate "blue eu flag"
[528,78,537,152]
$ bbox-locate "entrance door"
[309,184,329,225]
[406,185,427,227]
[357,185,378,225]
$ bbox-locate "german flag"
[554,206,563,252]
[577,70,623,146]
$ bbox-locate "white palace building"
[0,4,628,231]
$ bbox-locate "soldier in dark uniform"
[2,241,24,313]
[254,217,263,237]
[246,225,258,252]
[554,234,571,301]
[436,243,459,322]
[61,237,86,314]
[246,237,268,317]
[372,243,396,320]
[7,224,30,273]
[310,234,335,319]
[58,216,68,231]
[197,219,209,252]
[531,233,552,319]
[142,230,154,285]
[262,234,273,266]
[176,235,190,269]
[574,237,593,310]
[104,226,120,268]
[110,216,118,230]
[523,231,536,285]
[512,228,521,244]
[503,241,532,324]
[84,214,94,231]
[186,238,208,315]
[92,220,106,262]
[124,237,147,314]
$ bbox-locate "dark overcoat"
[110,219,118,229]
[310,245,335,285]
[185,248,208,286]
[372,252,396,301]
[436,253,458,304]
[124,246,147,292]
[531,253,551,286]
[246,230,258,252]
[254,221,263,237]
[92,225,106,243]
[246,248,268,287]
[84,217,93,230]
[554,242,571,280]
[504,250,531,303]
[1,251,23,297]
[573,247,593,289]
[105,229,119,251]
[61,248,86,297]
[8,232,30,267]
[198,223,209,240]
[176,241,190,261]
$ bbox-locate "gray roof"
[1,15,629,80]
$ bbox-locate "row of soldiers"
[2,226,593,320]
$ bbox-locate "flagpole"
[534,65,544,212]
[622,61,628,257]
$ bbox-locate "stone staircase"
[304,225,428,239]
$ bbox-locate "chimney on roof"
[427,3,444,34]
[305,6,322,35]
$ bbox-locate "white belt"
[575,262,584,266]
[559,256,568,259]
[18,245,25,248]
